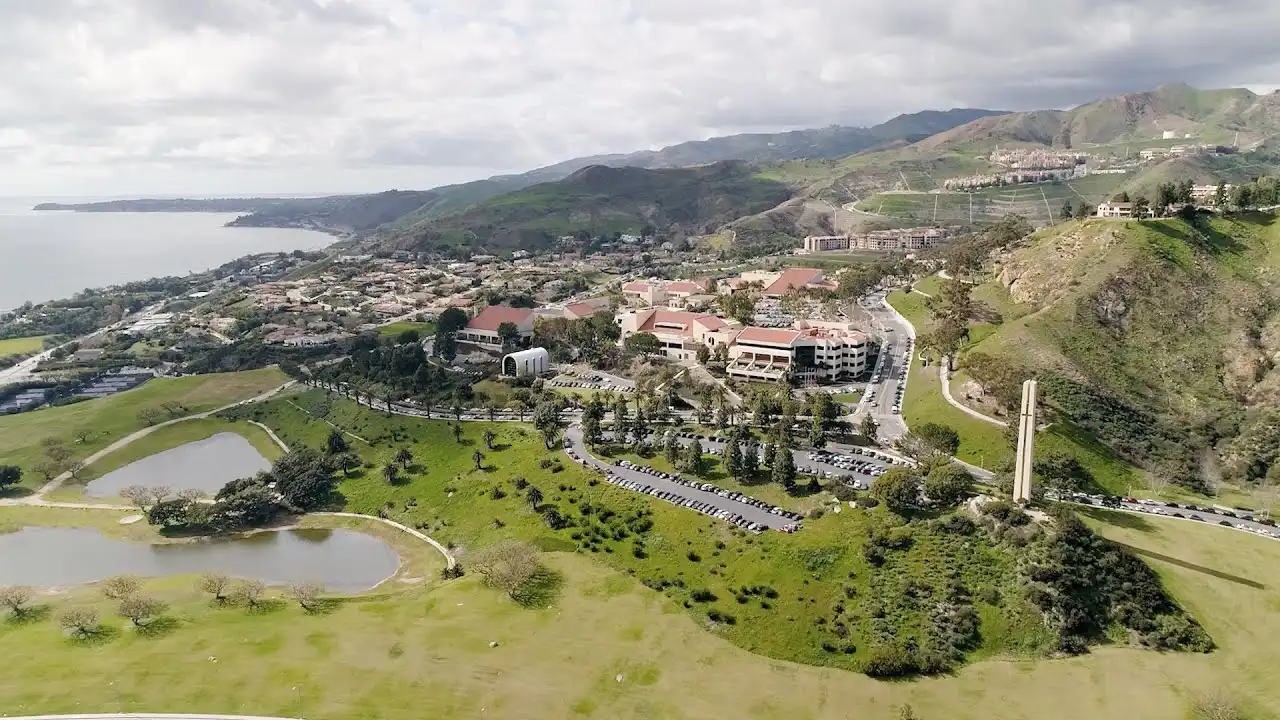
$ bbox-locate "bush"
[691,589,717,603]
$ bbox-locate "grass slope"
[0,368,288,491]
[0,335,48,358]
[1,504,1278,719]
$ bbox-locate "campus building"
[458,305,535,348]
[801,227,954,253]
[621,279,714,309]
[719,268,838,297]
[615,308,740,362]
[502,347,550,377]
[726,323,869,383]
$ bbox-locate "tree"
[1074,202,1093,220]
[335,452,361,477]
[42,439,73,465]
[232,579,267,609]
[526,486,544,510]
[395,447,413,469]
[325,429,348,455]
[34,461,62,482]
[809,412,827,449]
[859,415,879,441]
[1132,195,1150,219]
[683,439,705,476]
[923,464,974,507]
[752,393,775,428]
[1214,181,1228,208]
[286,581,325,612]
[771,443,796,486]
[696,344,711,364]
[271,449,336,510]
[59,607,102,638]
[724,438,744,480]
[623,332,661,356]
[101,574,141,600]
[198,573,231,603]
[582,414,603,448]
[483,430,496,450]
[664,432,681,465]
[1035,451,1094,494]
[452,422,464,443]
[147,498,192,527]
[468,541,540,599]
[903,422,960,458]
[472,450,486,470]
[1111,191,1130,203]
[0,465,20,492]
[496,321,521,351]
[1060,200,1073,221]
[382,464,400,484]
[0,585,34,618]
[118,594,167,627]
[870,468,922,514]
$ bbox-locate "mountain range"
[36,84,1280,255]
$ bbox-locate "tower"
[1012,379,1038,503]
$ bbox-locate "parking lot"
[663,430,909,489]
[1052,491,1280,540]
[564,425,801,530]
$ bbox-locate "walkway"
[939,361,1007,427]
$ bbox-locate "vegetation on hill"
[957,210,1280,493]
[382,161,794,255]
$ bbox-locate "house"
[621,281,668,306]
[561,297,612,321]
[1096,202,1133,218]
[459,305,535,348]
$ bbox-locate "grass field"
[0,335,48,358]
[44,418,286,502]
[0,368,288,491]
[377,321,435,338]
[854,173,1129,227]
[1,502,1278,719]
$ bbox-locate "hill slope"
[379,161,794,254]
[960,213,1280,490]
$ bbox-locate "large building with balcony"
[616,308,741,363]
[726,323,869,384]
[458,305,535,348]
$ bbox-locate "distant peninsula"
[32,198,300,213]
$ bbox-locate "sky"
[3,0,1280,197]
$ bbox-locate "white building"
[726,325,868,383]
[502,347,550,377]
[1096,202,1133,219]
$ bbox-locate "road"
[0,303,165,389]
[850,290,913,440]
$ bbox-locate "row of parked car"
[611,459,803,532]
[602,470,781,533]
[1049,491,1280,539]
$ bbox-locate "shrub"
[690,589,717,603]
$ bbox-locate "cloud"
[2,0,1279,195]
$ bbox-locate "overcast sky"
[3,0,1279,197]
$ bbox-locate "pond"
[85,432,272,498]
[0,526,401,593]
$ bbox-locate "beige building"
[616,308,739,362]
[726,325,868,383]
[459,305,535,348]
[1096,202,1133,219]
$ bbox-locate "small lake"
[85,432,272,498]
[0,527,401,593]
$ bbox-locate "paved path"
[939,361,1007,427]
[247,421,290,452]
[317,512,457,569]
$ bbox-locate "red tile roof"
[736,327,802,345]
[666,280,704,294]
[563,302,599,319]
[765,268,825,295]
[466,305,534,332]
[622,282,652,293]
[637,309,718,337]
[693,316,727,330]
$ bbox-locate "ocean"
[0,197,333,310]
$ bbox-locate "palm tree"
[395,447,413,469]
[382,464,399,484]
[508,399,528,422]
[483,430,496,450]
[452,423,464,443]
[423,397,433,418]
[486,403,496,421]
[383,393,394,417]
[336,452,359,477]
[452,404,464,422]
[472,450,485,470]
[526,486,544,510]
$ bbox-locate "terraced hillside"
[956,213,1280,493]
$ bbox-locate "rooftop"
[764,268,825,296]
[466,305,535,332]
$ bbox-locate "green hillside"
[382,161,794,254]
[957,212,1280,492]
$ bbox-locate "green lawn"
[1,503,1278,719]
[832,391,861,405]
[0,368,288,491]
[45,418,286,502]
[229,390,1048,675]
[0,335,48,358]
[377,321,435,338]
